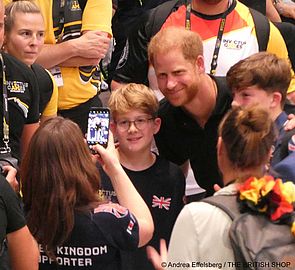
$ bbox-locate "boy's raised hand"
[146,239,167,270]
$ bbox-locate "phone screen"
[86,107,110,149]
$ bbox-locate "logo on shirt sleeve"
[7,81,28,93]
[94,203,128,218]
[127,216,136,235]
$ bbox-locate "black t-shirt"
[99,154,185,270]
[31,64,53,114]
[0,53,39,160]
[155,77,232,197]
[0,175,26,245]
[39,204,139,270]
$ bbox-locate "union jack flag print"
[152,195,171,210]
[94,203,128,218]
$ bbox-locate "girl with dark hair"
[21,117,153,270]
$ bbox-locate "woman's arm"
[36,31,110,69]
[21,123,40,158]
[7,226,39,270]
[93,132,154,247]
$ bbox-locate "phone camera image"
[86,107,110,149]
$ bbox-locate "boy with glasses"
[99,83,185,270]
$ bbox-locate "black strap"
[210,16,227,75]
[185,0,191,30]
[273,21,295,70]
[249,8,269,52]
[202,195,241,220]
[150,0,182,36]
[0,54,11,154]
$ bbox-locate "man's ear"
[195,55,205,73]
[270,92,282,108]
[153,117,161,135]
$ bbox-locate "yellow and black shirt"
[36,0,112,110]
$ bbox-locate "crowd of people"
[1,0,295,269]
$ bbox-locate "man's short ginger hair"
[148,26,203,66]
[226,52,291,107]
[108,83,159,119]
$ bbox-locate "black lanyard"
[185,0,228,75]
[185,0,191,30]
[0,54,11,153]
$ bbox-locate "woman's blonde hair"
[5,0,42,34]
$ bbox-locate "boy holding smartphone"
[99,83,185,270]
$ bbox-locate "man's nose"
[166,75,177,89]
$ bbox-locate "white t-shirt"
[167,184,238,270]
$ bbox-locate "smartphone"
[86,107,110,150]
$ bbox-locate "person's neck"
[118,148,156,171]
[183,74,217,128]
[222,166,265,186]
[192,0,230,15]
[272,108,282,122]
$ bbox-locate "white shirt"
[167,184,238,270]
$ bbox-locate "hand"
[73,31,111,60]
[280,3,295,19]
[146,239,167,270]
[2,165,19,192]
[92,131,121,176]
[214,184,221,192]
[285,114,295,131]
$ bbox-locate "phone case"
[86,107,110,148]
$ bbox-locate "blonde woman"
[4,0,58,122]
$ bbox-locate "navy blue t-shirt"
[39,204,139,270]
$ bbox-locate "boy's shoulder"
[153,154,186,181]
[124,154,185,184]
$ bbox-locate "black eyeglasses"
[115,117,154,131]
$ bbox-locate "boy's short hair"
[226,52,291,107]
[108,83,159,119]
[148,26,203,66]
